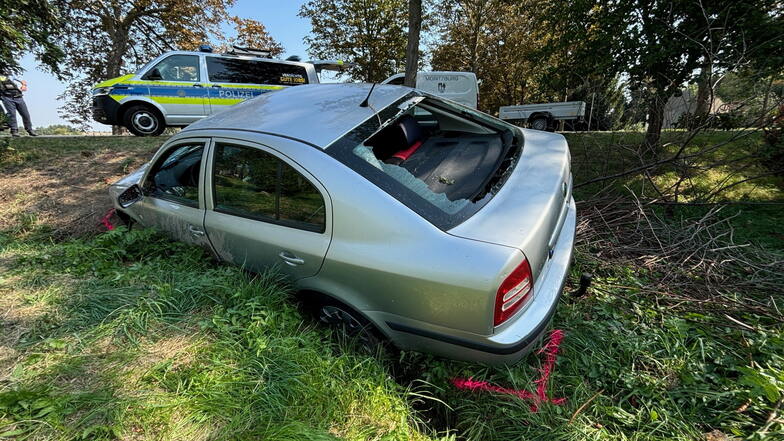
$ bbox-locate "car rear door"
[133,138,211,248]
[202,138,332,280]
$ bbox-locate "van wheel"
[530,116,549,131]
[316,301,383,351]
[123,105,165,136]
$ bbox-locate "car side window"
[143,143,204,208]
[206,57,308,86]
[144,55,201,82]
[213,143,326,232]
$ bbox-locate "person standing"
[0,72,37,137]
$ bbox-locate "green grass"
[0,136,165,170]
[0,133,782,440]
[566,129,784,203]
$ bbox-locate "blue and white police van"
[92,46,327,136]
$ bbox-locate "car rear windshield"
[327,93,523,230]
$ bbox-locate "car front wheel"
[123,105,165,136]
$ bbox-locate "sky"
[17,0,312,131]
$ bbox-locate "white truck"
[382,71,479,109]
[499,101,586,131]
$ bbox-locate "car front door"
[133,139,211,248]
[141,54,207,123]
[203,138,331,280]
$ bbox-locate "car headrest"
[397,114,423,146]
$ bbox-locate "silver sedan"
[110,83,576,364]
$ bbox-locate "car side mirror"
[145,68,163,81]
[117,184,143,208]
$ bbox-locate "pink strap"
[451,329,566,411]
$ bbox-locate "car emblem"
[177,89,186,97]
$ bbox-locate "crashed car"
[110,83,576,364]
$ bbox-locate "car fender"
[113,95,166,119]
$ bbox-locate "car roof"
[160,50,306,66]
[184,83,413,148]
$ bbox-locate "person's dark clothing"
[1,74,34,134]
[1,96,33,133]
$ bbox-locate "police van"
[92,46,322,136]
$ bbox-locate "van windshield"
[327,94,523,230]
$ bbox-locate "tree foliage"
[431,0,555,114]
[299,0,408,82]
[0,0,64,75]
[539,0,784,147]
[221,16,284,56]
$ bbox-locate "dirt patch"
[0,148,155,238]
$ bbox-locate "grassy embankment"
[0,132,782,440]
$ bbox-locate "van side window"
[144,55,201,82]
[144,143,204,207]
[212,143,325,232]
[206,57,308,86]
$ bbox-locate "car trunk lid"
[447,129,572,282]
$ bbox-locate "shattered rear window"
[327,93,523,230]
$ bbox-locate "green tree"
[540,0,784,150]
[431,0,566,114]
[299,0,408,82]
[0,0,64,75]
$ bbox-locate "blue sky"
[17,0,312,130]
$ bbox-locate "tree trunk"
[694,62,713,118]
[404,0,422,87]
[645,97,665,155]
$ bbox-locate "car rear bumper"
[378,197,576,365]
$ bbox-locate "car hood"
[93,74,134,89]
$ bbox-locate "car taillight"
[494,259,533,326]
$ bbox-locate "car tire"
[530,116,550,131]
[314,299,384,352]
[123,105,165,136]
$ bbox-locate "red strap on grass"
[451,329,566,411]
[392,140,423,161]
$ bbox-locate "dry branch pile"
[575,197,784,324]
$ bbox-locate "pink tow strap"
[451,329,566,411]
[100,208,116,231]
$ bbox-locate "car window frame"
[142,54,203,83]
[206,137,328,234]
[141,138,211,209]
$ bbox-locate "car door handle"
[278,252,305,266]
[188,225,205,237]
[193,83,204,88]
[211,84,222,88]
